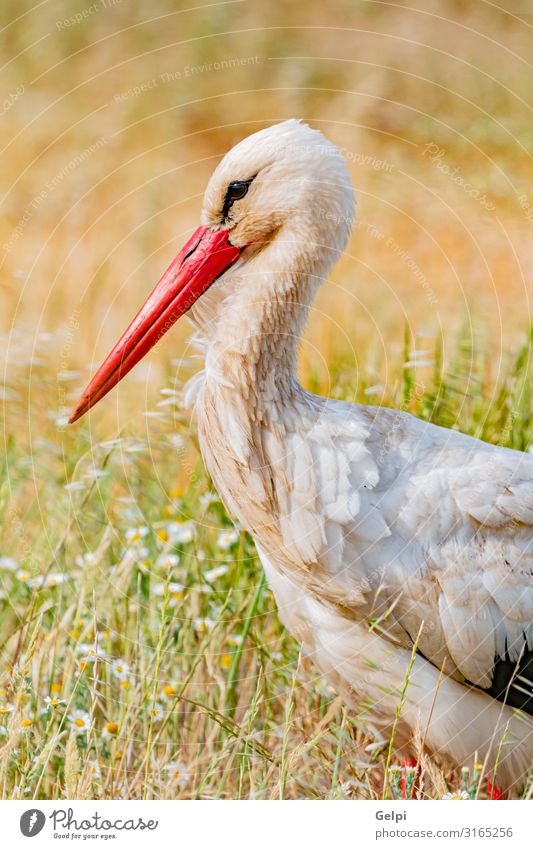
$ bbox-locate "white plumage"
[73,119,533,793]
[190,121,533,793]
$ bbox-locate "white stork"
[70,120,533,794]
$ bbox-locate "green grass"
[0,326,530,799]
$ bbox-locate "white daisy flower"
[216,529,239,550]
[0,703,14,715]
[125,526,149,544]
[442,790,470,800]
[44,696,66,710]
[88,760,102,780]
[69,710,91,733]
[153,582,185,607]
[15,568,31,583]
[147,703,164,722]
[193,617,215,634]
[167,521,196,545]
[166,761,190,788]
[156,553,180,570]
[111,659,131,680]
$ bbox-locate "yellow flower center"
[106,721,118,734]
[74,717,86,728]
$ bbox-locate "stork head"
[69,120,355,423]
[201,119,354,252]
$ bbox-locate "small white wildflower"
[148,703,164,722]
[69,710,91,733]
[154,582,185,607]
[166,761,190,788]
[442,790,470,800]
[111,659,131,680]
[227,633,243,646]
[203,565,229,583]
[44,696,66,710]
[193,617,215,634]
[76,642,106,660]
[0,703,14,715]
[88,761,102,780]
[27,572,68,589]
[125,526,149,544]
[111,782,127,799]
[0,557,18,572]
[199,492,219,508]
[167,521,195,545]
[76,551,98,568]
[216,529,239,550]
[15,568,31,583]
[156,553,180,569]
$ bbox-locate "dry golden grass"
[0,0,531,799]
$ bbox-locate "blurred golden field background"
[0,0,531,799]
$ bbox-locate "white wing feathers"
[264,402,386,571]
[266,397,533,690]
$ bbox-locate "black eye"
[222,178,254,220]
[228,181,250,201]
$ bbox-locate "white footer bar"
[1,799,530,848]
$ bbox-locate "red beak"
[69,225,243,424]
